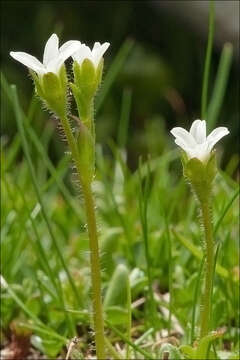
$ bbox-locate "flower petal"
[46,58,63,73]
[10,51,45,74]
[59,40,81,54]
[72,44,92,65]
[170,127,197,148]
[92,42,101,51]
[190,119,206,143]
[207,127,229,151]
[43,33,59,66]
[175,138,199,160]
[195,142,211,161]
[48,40,81,73]
[174,138,191,152]
[175,139,210,162]
[92,42,110,67]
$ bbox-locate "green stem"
[191,255,205,344]
[60,114,105,359]
[199,198,215,338]
[81,182,105,359]
[60,115,80,167]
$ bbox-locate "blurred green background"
[1,1,239,168]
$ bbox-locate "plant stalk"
[81,182,106,359]
[199,198,215,338]
[60,114,105,359]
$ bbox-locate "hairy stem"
[199,198,215,338]
[60,115,105,359]
[81,182,105,359]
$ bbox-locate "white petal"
[195,142,211,161]
[175,138,192,153]
[190,119,201,138]
[47,41,81,73]
[59,40,81,54]
[72,44,92,65]
[207,127,229,151]
[190,119,206,143]
[171,127,197,148]
[92,42,110,67]
[92,42,101,51]
[10,51,45,74]
[175,138,199,160]
[43,34,59,66]
[58,41,81,66]
[175,139,210,162]
[46,57,63,73]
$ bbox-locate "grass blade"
[3,176,56,289]
[96,39,134,113]
[105,319,153,359]
[214,186,239,236]
[26,125,82,218]
[201,0,215,119]
[11,85,80,303]
[172,230,232,281]
[2,73,81,219]
[10,85,79,334]
[117,88,132,149]
[1,275,43,326]
[138,157,157,331]
[126,272,132,360]
[207,43,233,130]
[165,217,173,335]
[104,336,123,360]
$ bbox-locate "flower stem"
[60,115,105,359]
[199,198,215,338]
[81,182,106,359]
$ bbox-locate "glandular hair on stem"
[56,121,68,144]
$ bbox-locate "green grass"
[1,73,239,356]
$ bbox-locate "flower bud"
[71,59,103,123]
[31,65,68,117]
[181,151,217,202]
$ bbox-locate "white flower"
[171,119,229,162]
[72,42,110,68]
[10,33,81,76]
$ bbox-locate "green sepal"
[96,58,104,86]
[81,59,97,96]
[76,120,94,184]
[206,150,217,184]
[72,59,103,125]
[29,70,44,98]
[30,66,68,117]
[72,61,82,87]
[58,64,68,90]
[70,82,90,122]
[73,59,98,99]
[181,151,217,202]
